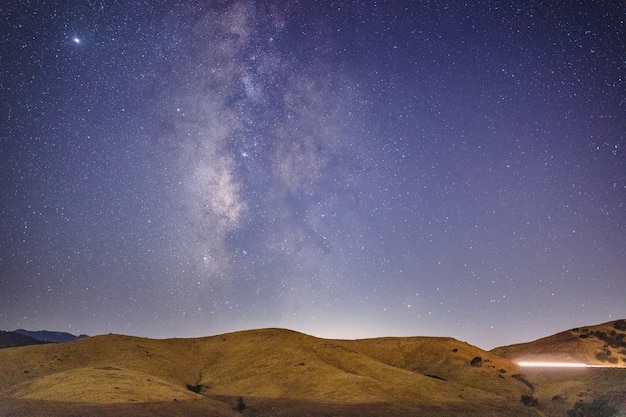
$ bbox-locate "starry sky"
[1,1,624,350]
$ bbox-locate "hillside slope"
[0,328,529,416]
[1,323,625,416]
[491,320,626,416]
[492,319,626,366]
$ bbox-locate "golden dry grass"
[492,319,626,366]
[0,324,624,416]
[492,319,626,415]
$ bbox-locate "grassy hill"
[492,319,626,366]
[0,323,625,416]
[490,320,626,416]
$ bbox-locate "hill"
[13,329,87,343]
[491,319,626,417]
[0,328,527,416]
[0,323,624,416]
[492,319,626,366]
[0,331,49,349]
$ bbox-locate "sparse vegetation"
[595,348,618,363]
[614,320,626,331]
[520,394,538,406]
[589,330,626,348]
[566,398,618,417]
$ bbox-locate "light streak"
[517,361,588,367]
[517,361,626,368]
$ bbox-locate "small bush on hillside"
[521,394,538,406]
[592,330,626,348]
[186,384,203,393]
[614,320,626,331]
[566,398,618,417]
[470,356,482,367]
[595,349,615,363]
[236,396,246,412]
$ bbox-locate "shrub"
[521,394,538,406]
[593,330,626,348]
[470,356,482,367]
[186,384,203,393]
[566,398,618,417]
[614,320,626,331]
[595,349,613,362]
[236,396,246,412]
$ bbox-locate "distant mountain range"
[0,329,87,348]
[0,320,624,417]
[0,331,48,349]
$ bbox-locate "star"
[0,1,624,351]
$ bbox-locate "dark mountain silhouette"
[0,331,49,349]
[13,329,87,343]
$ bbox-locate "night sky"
[1,1,624,350]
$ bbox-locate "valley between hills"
[1,320,625,416]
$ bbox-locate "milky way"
[1,1,624,349]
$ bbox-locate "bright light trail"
[517,361,589,368]
[517,361,626,368]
